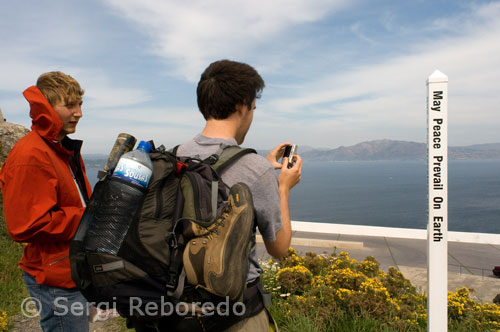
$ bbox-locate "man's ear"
[234,103,247,117]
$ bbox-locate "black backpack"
[69,143,256,321]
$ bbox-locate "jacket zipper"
[68,164,87,207]
[49,254,69,266]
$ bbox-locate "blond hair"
[36,71,84,107]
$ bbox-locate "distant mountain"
[83,140,500,165]
[299,139,500,161]
[449,143,500,160]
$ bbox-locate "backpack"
[69,142,257,322]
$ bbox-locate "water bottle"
[112,140,153,187]
[83,140,153,254]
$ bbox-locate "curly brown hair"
[36,71,84,108]
[197,60,265,120]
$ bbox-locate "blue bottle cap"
[137,140,152,153]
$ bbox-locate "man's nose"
[72,105,82,117]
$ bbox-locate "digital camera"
[283,144,298,168]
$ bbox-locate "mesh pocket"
[84,178,146,254]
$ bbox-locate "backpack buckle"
[205,154,219,165]
[166,272,178,290]
[175,161,188,176]
[166,232,178,248]
[204,143,227,165]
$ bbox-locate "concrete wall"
[291,220,500,245]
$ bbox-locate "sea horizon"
[84,159,500,235]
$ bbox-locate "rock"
[494,293,500,305]
[0,119,30,164]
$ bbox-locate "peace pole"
[427,70,448,331]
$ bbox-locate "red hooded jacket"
[0,86,91,288]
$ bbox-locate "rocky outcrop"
[0,108,30,164]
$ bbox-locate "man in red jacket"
[0,71,92,332]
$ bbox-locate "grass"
[0,198,29,331]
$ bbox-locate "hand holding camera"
[278,143,301,192]
[282,144,298,168]
[265,142,291,169]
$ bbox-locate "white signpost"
[427,70,448,331]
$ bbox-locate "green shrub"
[262,248,500,332]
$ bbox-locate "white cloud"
[0,97,29,117]
[264,2,500,146]
[102,0,350,81]
[0,58,49,93]
[88,106,201,125]
[77,113,204,156]
[77,104,204,154]
[350,22,379,45]
[3,0,500,152]
[0,2,152,117]
[0,64,153,124]
[77,72,152,109]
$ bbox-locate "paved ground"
[256,230,500,304]
[11,314,124,332]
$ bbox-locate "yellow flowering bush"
[276,265,313,293]
[447,287,500,330]
[298,252,329,275]
[0,311,8,332]
[278,247,301,268]
[448,287,472,318]
[324,267,367,290]
[356,255,379,277]
[381,267,417,298]
[285,289,343,327]
[332,251,357,270]
[263,248,500,332]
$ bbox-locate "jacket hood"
[23,86,62,141]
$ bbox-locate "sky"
[1,0,500,154]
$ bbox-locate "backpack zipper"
[185,172,202,221]
[154,176,168,219]
[154,153,181,219]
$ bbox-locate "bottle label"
[112,158,152,188]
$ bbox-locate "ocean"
[84,159,500,234]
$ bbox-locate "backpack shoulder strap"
[212,145,257,174]
[170,145,180,156]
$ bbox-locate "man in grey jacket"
[177,59,302,331]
